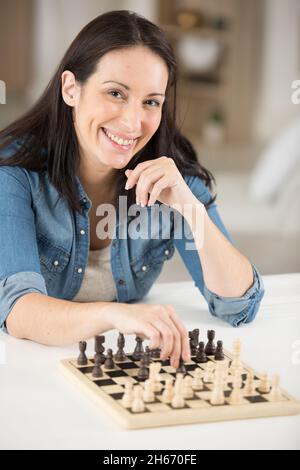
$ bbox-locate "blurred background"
[0,0,300,282]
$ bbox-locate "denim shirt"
[0,142,265,332]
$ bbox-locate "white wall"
[253,0,300,143]
[28,0,158,103]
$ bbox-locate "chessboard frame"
[60,349,300,430]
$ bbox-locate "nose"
[118,101,142,136]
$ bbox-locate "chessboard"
[60,332,300,430]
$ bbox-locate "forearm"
[6,293,114,346]
[182,199,254,297]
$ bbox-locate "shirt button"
[77,268,83,274]
[164,250,169,256]
[82,198,87,203]
[118,279,125,285]
[142,265,147,272]
[80,229,86,235]
[53,260,59,266]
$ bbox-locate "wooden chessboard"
[60,349,300,430]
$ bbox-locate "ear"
[61,70,80,107]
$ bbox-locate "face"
[61,46,169,175]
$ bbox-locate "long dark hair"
[0,9,216,214]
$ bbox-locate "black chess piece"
[205,330,216,356]
[132,336,144,361]
[92,356,103,378]
[137,353,149,381]
[144,346,152,366]
[195,341,208,363]
[77,341,88,365]
[94,335,106,364]
[176,358,187,375]
[214,340,225,361]
[150,348,161,359]
[189,328,199,356]
[104,348,115,369]
[115,333,126,362]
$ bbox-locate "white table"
[1,273,300,450]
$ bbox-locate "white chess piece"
[258,372,271,393]
[192,368,204,391]
[203,362,215,383]
[143,379,155,403]
[210,363,225,405]
[161,378,174,404]
[270,374,282,401]
[121,382,133,408]
[131,385,145,413]
[183,375,194,399]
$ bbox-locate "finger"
[137,323,161,350]
[147,176,169,206]
[149,318,174,360]
[125,160,155,189]
[156,315,182,368]
[136,168,164,206]
[166,306,191,363]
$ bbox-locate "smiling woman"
[0,10,264,358]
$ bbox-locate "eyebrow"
[102,80,166,97]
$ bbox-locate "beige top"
[72,244,117,302]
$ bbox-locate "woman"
[0,10,264,368]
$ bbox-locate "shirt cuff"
[0,271,48,333]
[202,264,265,327]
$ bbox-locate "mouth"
[100,127,138,152]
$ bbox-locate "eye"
[145,99,161,108]
[108,90,124,99]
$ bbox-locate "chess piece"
[92,355,103,378]
[243,372,256,396]
[210,363,225,405]
[258,372,271,394]
[192,368,204,391]
[150,348,161,359]
[94,335,106,364]
[172,375,185,408]
[144,346,152,366]
[229,372,243,405]
[121,382,134,408]
[205,330,216,356]
[149,362,162,392]
[132,336,144,361]
[77,341,88,365]
[137,353,149,381]
[214,340,225,361]
[270,374,282,401]
[104,348,115,369]
[203,362,215,383]
[183,375,194,399]
[229,338,243,374]
[161,378,174,404]
[176,358,187,375]
[115,333,126,362]
[131,385,145,413]
[195,341,208,363]
[189,329,199,356]
[142,380,155,403]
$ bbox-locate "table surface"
[1,273,300,450]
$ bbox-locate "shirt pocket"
[37,234,71,283]
[130,240,175,286]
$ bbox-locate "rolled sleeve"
[202,264,265,327]
[0,271,47,332]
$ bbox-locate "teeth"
[103,128,134,146]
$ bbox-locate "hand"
[107,302,191,368]
[125,157,193,209]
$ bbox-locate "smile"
[101,127,137,151]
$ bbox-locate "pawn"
[150,348,161,359]
[270,374,282,401]
[214,340,225,361]
[144,346,152,366]
[161,378,174,404]
[122,382,134,408]
[192,368,204,391]
[176,358,187,375]
[77,341,88,365]
[104,348,115,369]
[243,372,256,396]
[137,353,149,381]
[183,375,194,399]
[195,341,208,363]
[205,330,216,356]
[258,372,271,394]
[172,377,185,408]
[131,385,145,413]
[92,355,103,378]
[115,333,126,362]
[203,362,215,383]
[132,336,144,361]
[142,379,155,403]
[229,373,243,405]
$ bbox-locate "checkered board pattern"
[60,350,300,429]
